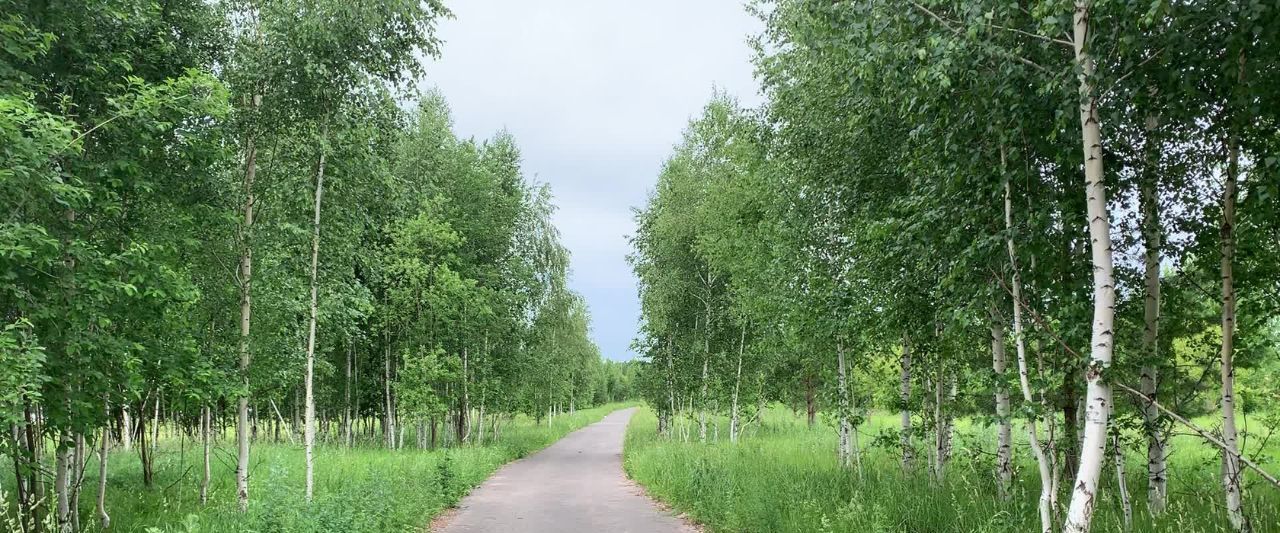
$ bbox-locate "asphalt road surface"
[434,407,695,532]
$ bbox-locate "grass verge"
[623,406,1279,532]
[4,403,634,533]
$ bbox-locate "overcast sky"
[423,1,764,360]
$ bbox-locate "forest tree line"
[629,1,1279,532]
[0,1,626,531]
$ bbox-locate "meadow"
[2,403,633,533]
[623,406,1280,532]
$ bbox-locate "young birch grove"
[0,1,635,531]
[628,1,1280,532]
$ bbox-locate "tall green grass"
[624,407,1279,532]
[3,403,634,533]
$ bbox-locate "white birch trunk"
[837,341,851,469]
[72,432,84,532]
[900,334,913,470]
[1221,124,1246,532]
[344,343,352,448]
[235,94,260,513]
[121,406,132,451]
[1005,173,1055,533]
[384,342,394,449]
[698,354,709,444]
[991,301,1013,499]
[97,423,110,530]
[1113,427,1132,532]
[1139,112,1167,514]
[461,346,470,444]
[1064,3,1119,529]
[201,405,211,505]
[931,368,944,485]
[666,335,676,439]
[303,140,325,502]
[730,325,744,444]
[56,435,71,533]
[850,377,863,479]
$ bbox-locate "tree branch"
[992,270,1280,491]
[1115,381,1280,490]
[907,1,1058,74]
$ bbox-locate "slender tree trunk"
[836,341,851,469]
[1064,3,1119,529]
[25,403,45,533]
[1062,371,1081,477]
[353,347,360,446]
[931,366,954,485]
[151,394,160,451]
[900,334,913,470]
[1220,114,1247,532]
[730,325,744,444]
[344,343,352,447]
[1005,170,1055,533]
[138,405,153,488]
[71,433,84,532]
[55,434,71,533]
[1114,426,1132,532]
[698,353,709,444]
[1046,353,1061,515]
[755,373,766,435]
[235,94,261,513]
[923,372,936,476]
[461,346,469,444]
[268,399,295,445]
[697,301,712,444]
[11,423,28,533]
[991,302,1013,500]
[201,405,211,505]
[121,406,132,451]
[303,140,326,502]
[850,375,863,478]
[1139,111,1166,514]
[665,335,676,439]
[97,423,110,530]
[804,373,816,429]
[384,341,394,449]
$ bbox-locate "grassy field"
[2,403,633,533]
[624,406,1280,532]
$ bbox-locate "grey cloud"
[424,0,762,360]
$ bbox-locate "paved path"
[434,407,695,533]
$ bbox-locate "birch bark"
[991,303,1013,500]
[1005,173,1055,533]
[97,424,109,530]
[900,334,913,470]
[1064,2,1119,529]
[837,341,851,469]
[1138,112,1166,513]
[236,92,262,513]
[304,134,326,501]
[1220,120,1246,532]
[730,325,745,443]
[1113,427,1132,531]
[201,406,211,505]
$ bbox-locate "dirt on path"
[432,407,697,533]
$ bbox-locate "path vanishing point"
[433,408,696,533]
